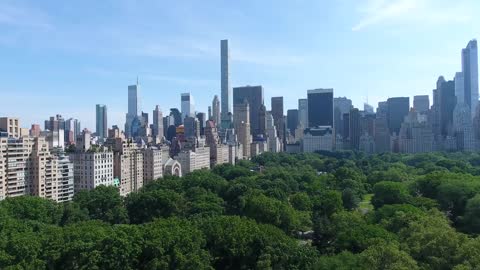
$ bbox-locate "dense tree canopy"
[2,151,480,269]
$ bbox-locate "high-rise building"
[212,95,221,127]
[302,127,334,152]
[142,147,163,183]
[398,109,434,153]
[56,153,75,202]
[181,93,195,119]
[287,109,299,137]
[45,115,65,149]
[205,120,230,167]
[152,105,164,142]
[462,39,479,119]
[334,97,353,138]
[374,101,391,153]
[221,39,232,128]
[234,101,252,158]
[349,108,361,150]
[70,150,114,192]
[125,83,139,137]
[413,95,430,113]
[196,112,206,136]
[30,124,41,137]
[106,138,144,196]
[96,104,108,140]
[308,89,334,128]
[364,103,374,114]
[298,99,308,128]
[387,97,409,135]
[233,86,264,136]
[169,108,183,127]
[184,116,200,139]
[266,112,281,153]
[439,79,456,137]
[271,97,285,142]
[0,136,75,202]
[0,117,20,138]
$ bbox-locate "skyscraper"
[96,104,107,140]
[439,79,456,137]
[307,89,334,128]
[387,97,409,135]
[212,95,221,127]
[152,105,163,142]
[181,93,195,119]
[462,39,479,119]
[221,39,232,127]
[287,109,299,136]
[125,83,139,137]
[349,108,361,150]
[413,95,430,113]
[298,99,308,128]
[271,97,285,141]
[233,86,264,136]
[196,112,206,136]
[334,97,353,139]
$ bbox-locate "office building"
[271,97,285,142]
[221,39,232,128]
[45,115,65,149]
[181,93,195,119]
[96,104,108,140]
[152,105,164,143]
[374,101,391,153]
[438,79,456,137]
[125,82,139,137]
[398,110,434,153]
[308,89,334,128]
[298,99,308,128]
[387,97,409,135]
[233,86,264,136]
[266,112,281,153]
[184,116,200,139]
[462,39,479,119]
[234,101,252,158]
[287,109,299,137]
[334,97,353,138]
[212,95,221,127]
[413,95,430,113]
[0,117,20,138]
[196,112,206,136]
[349,108,361,150]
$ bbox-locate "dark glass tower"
[307,89,334,128]
[233,86,264,136]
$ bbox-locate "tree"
[359,242,419,270]
[125,189,186,224]
[462,194,480,234]
[0,196,63,225]
[73,186,128,224]
[371,182,411,209]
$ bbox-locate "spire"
[136,76,139,85]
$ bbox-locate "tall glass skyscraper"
[221,39,232,127]
[125,82,139,137]
[96,104,107,139]
[462,39,479,119]
[307,89,334,128]
[387,97,409,135]
[181,93,195,119]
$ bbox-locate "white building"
[302,127,334,153]
[143,147,163,183]
[175,146,210,176]
[69,150,114,192]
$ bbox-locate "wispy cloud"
[352,0,472,31]
[0,1,52,30]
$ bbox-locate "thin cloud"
[352,0,472,31]
[0,2,52,30]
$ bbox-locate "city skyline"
[1,0,479,129]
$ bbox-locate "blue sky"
[0,0,479,130]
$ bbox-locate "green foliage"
[2,152,480,269]
[372,181,411,209]
[73,185,128,224]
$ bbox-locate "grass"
[358,194,374,214]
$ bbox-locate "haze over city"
[1,0,479,129]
